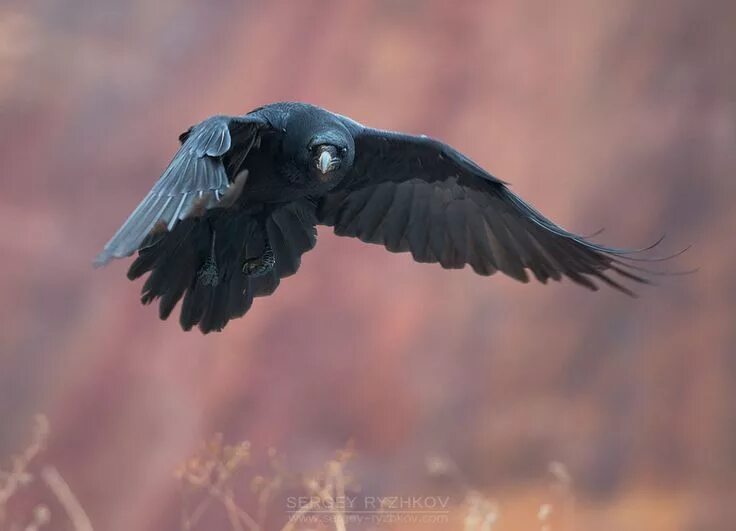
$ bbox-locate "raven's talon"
[242,244,275,277]
[198,260,219,286]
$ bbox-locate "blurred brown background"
[1,0,734,530]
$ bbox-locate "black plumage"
[95,102,672,332]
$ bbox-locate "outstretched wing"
[94,114,270,266]
[319,126,657,294]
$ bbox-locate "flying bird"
[96,102,670,333]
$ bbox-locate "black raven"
[96,102,666,332]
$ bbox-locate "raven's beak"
[318,150,333,174]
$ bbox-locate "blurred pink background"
[1,0,734,529]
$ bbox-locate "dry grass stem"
[41,467,93,531]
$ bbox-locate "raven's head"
[280,106,355,187]
[304,128,354,183]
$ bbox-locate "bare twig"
[0,415,49,524]
[41,467,93,531]
[177,438,355,531]
[280,497,322,531]
[181,494,214,531]
[208,485,259,531]
[23,505,51,531]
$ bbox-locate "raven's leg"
[242,236,275,277]
[197,231,220,286]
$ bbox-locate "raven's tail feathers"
[128,201,317,333]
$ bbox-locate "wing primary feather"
[445,199,469,268]
[336,189,373,235]
[405,181,436,262]
[169,193,190,229]
[357,182,397,243]
[380,183,413,252]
